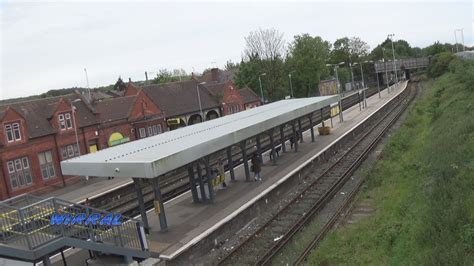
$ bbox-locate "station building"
[0,68,260,200]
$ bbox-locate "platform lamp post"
[196,81,206,122]
[326,62,345,122]
[382,48,390,93]
[388,34,398,83]
[288,72,295,98]
[71,98,85,185]
[258,73,266,104]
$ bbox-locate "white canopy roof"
[61,96,338,179]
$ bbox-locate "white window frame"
[61,144,80,160]
[4,122,21,142]
[65,113,73,129]
[147,126,153,137]
[38,150,55,180]
[58,114,66,130]
[5,124,13,142]
[139,128,146,138]
[7,157,33,189]
[13,123,21,140]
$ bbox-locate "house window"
[61,144,80,160]
[58,112,73,130]
[7,157,33,189]
[144,125,162,137]
[38,150,55,179]
[4,122,21,142]
[153,124,162,134]
[65,113,73,129]
[139,128,146,138]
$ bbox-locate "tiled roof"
[239,88,261,104]
[141,80,219,117]
[204,83,226,99]
[94,96,137,123]
[0,94,98,139]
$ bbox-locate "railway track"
[291,81,418,265]
[217,83,413,265]
[85,87,378,216]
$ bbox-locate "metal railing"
[0,194,148,261]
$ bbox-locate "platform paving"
[144,83,407,259]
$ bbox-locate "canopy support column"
[292,122,298,152]
[241,141,251,181]
[226,147,235,181]
[204,156,215,202]
[280,125,286,153]
[133,177,149,233]
[256,134,263,163]
[196,162,207,202]
[298,118,303,143]
[151,177,168,232]
[269,129,276,164]
[309,114,315,142]
[320,108,325,127]
[187,163,200,203]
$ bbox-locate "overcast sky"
[1,0,472,100]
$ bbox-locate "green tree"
[113,77,126,91]
[329,37,369,64]
[286,34,331,97]
[370,38,416,61]
[234,53,265,98]
[152,69,187,84]
[428,52,455,77]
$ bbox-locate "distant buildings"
[0,68,260,199]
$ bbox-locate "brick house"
[0,90,166,200]
[94,89,166,148]
[0,95,99,199]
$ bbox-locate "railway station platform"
[144,82,408,260]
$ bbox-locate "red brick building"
[126,69,261,130]
[0,90,165,200]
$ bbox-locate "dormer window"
[58,112,73,130]
[4,122,21,142]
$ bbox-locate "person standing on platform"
[251,154,262,181]
[217,159,227,188]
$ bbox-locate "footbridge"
[374,57,429,73]
[0,194,149,265]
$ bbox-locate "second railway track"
[217,82,414,265]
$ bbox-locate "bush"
[428,52,455,77]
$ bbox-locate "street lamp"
[454,29,465,52]
[196,81,206,122]
[326,62,345,122]
[288,72,294,98]
[353,60,373,88]
[388,34,398,83]
[382,48,390,93]
[70,98,82,156]
[258,73,266,104]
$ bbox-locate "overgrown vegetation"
[308,59,474,265]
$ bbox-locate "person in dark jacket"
[251,154,262,181]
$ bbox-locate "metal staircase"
[0,194,149,264]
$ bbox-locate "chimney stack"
[211,68,219,82]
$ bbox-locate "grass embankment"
[308,59,474,265]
